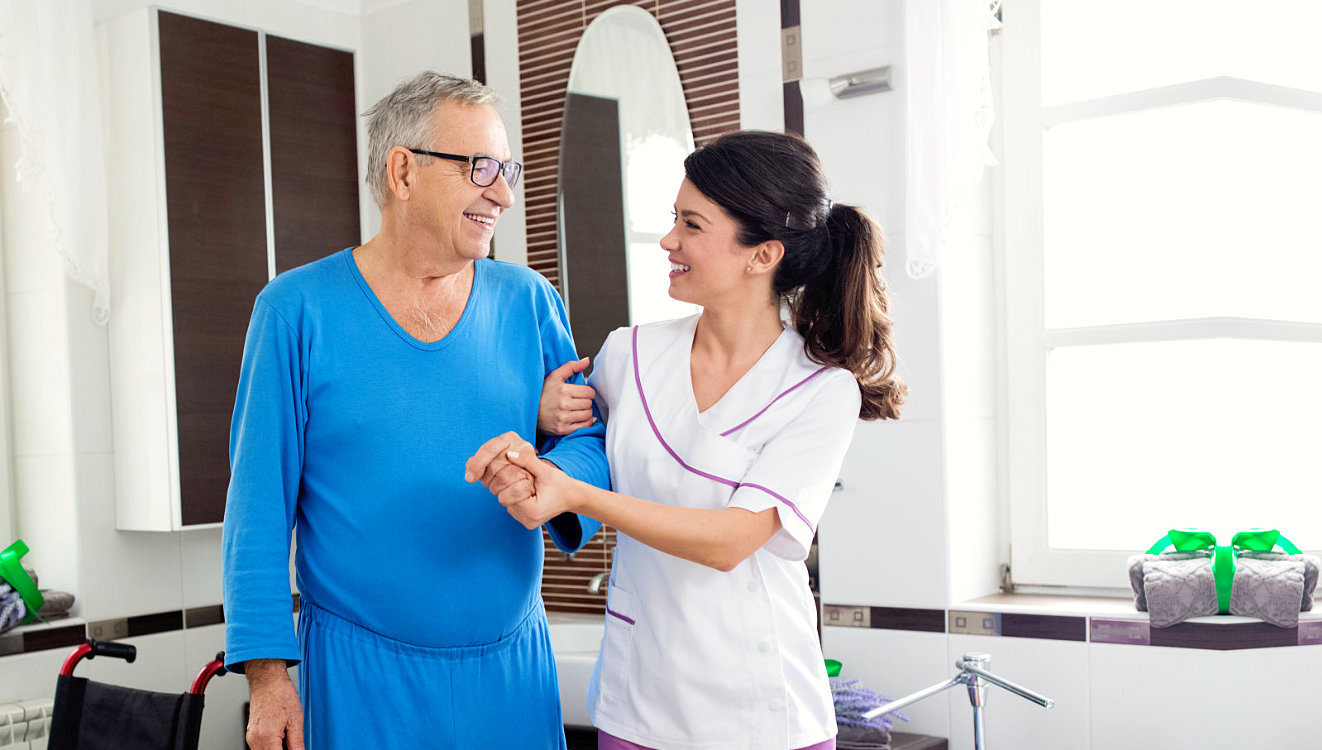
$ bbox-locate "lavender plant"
[830,677,908,732]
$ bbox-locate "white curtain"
[0,0,110,323]
[904,0,1000,279]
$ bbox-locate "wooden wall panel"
[267,35,361,273]
[158,11,269,525]
[515,0,739,614]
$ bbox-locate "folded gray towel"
[37,589,75,620]
[836,723,891,750]
[1130,552,1322,628]
[1130,553,1217,628]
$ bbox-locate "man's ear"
[386,146,416,201]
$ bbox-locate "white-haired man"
[221,71,606,749]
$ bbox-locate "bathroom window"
[998,0,1322,588]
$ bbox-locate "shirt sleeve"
[221,298,305,673]
[532,277,610,554]
[585,327,629,426]
[727,370,861,561]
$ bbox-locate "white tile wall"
[936,234,996,422]
[76,452,186,620]
[1090,644,1322,749]
[5,291,74,460]
[820,417,948,610]
[64,285,115,457]
[943,417,1000,603]
[10,455,80,596]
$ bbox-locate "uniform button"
[747,582,758,592]
[769,702,783,712]
[758,641,771,653]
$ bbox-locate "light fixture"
[828,65,892,99]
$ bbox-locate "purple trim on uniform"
[630,327,816,535]
[597,731,655,750]
[606,606,635,626]
[598,730,835,749]
[740,482,813,532]
[631,327,739,490]
[720,366,830,436]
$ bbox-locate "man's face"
[412,101,516,262]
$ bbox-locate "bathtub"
[547,612,604,727]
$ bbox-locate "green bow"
[1146,529,1302,614]
[0,539,45,625]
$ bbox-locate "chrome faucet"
[588,571,609,594]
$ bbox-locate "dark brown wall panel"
[159,11,269,525]
[267,35,361,273]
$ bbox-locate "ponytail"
[788,204,906,420]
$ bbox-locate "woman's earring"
[746,265,753,272]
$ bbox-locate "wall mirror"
[557,5,697,362]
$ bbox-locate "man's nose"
[485,173,516,208]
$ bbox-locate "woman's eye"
[685,221,700,230]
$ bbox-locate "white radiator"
[0,699,52,750]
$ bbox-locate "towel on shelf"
[836,723,891,750]
[1129,551,1321,628]
[1129,552,1218,628]
[1229,552,1318,628]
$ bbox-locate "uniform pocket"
[599,584,637,702]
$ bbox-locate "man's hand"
[465,432,537,504]
[500,446,574,529]
[244,659,303,750]
[537,358,596,436]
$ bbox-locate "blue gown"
[221,249,608,747]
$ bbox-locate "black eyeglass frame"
[407,148,523,189]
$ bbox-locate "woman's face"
[659,179,755,307]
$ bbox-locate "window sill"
[822,594,1322,650]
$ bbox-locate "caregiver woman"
[469,130,905,750]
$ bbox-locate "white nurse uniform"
[586,314,862,750]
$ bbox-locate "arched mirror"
[557,6,697,362]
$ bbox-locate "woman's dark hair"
[682,130,906,420]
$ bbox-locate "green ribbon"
[0,539,45,625]
[1146,528,1301,614]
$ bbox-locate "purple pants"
[598,730,835,750]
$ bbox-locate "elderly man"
[221,72,607,749]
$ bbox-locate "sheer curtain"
[0,0,110,322]
[903,0,1000,279]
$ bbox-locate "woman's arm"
[500,447,780,572]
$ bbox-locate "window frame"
[998,0,1322,588]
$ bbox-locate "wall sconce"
[798,65,893,110]
[829,66,892,98]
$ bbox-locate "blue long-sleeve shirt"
[221,249,607,671]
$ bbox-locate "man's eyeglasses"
[407,148,523,189]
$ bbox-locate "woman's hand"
[501,447,576,529]
[537,358,596,435]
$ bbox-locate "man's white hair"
[363,71,501,207]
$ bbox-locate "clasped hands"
[464,358,593,528]
[464,431,570,528]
